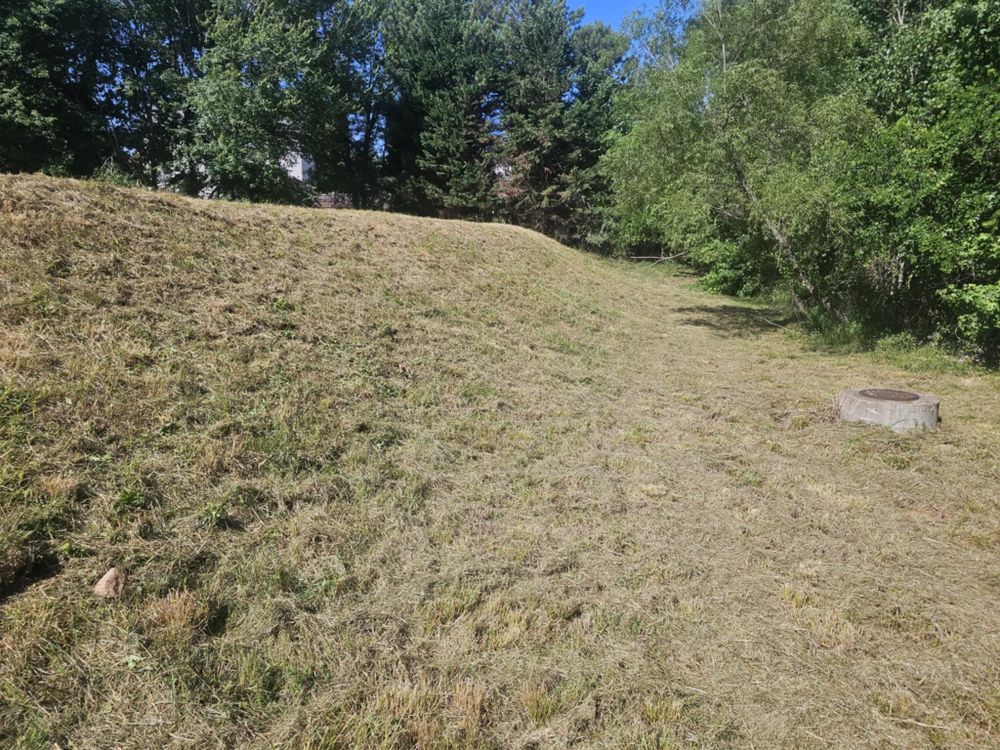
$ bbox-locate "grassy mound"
[1,175,999,748]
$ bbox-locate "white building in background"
[282,151,314,184]
[282,150,354,208]
[155,150,313,196]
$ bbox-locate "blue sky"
[571,0,650,29]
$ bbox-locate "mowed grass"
[1,174,999,749]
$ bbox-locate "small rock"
[94,567,126,598]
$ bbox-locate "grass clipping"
[1,174,999,749]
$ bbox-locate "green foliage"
[0,0,629,244]
[188,0,317,203]
[609,0,869,297]
[2,0,996,359]
[943,283,1000,355]
[496,2,630,250]
[850,0,1000,359]
[298,0,385,201]
[112,0,212,192]
[382,0,502,217]
[92,161,140,188]
[0,0,117,174]
[606,0,1000,360]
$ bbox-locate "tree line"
[0,0,629,251]
[609,0,999,360]
[1,0,997,359]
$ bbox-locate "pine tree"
[0,0,119,175]
[382,0,502,217]
[498,0,629,249]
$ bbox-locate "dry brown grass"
[1,173,999,748]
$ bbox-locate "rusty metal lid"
[859,388,920,402]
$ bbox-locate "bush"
[605,0,1000,362]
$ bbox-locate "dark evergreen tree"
[555,20,630,250]
[497,0,629,250]
[495,0,576,236]
[381,0,502,217]
[0,0,120,175]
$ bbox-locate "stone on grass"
[94,567,126,598]
[837,388,939,433]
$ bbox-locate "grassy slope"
[1,174,999,749]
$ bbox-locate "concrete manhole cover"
[837,388,939,433]
[858,388,919,402]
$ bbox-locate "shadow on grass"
[675,304,792,338]
[0,552,63,604]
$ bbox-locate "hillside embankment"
[1,175,999,748]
